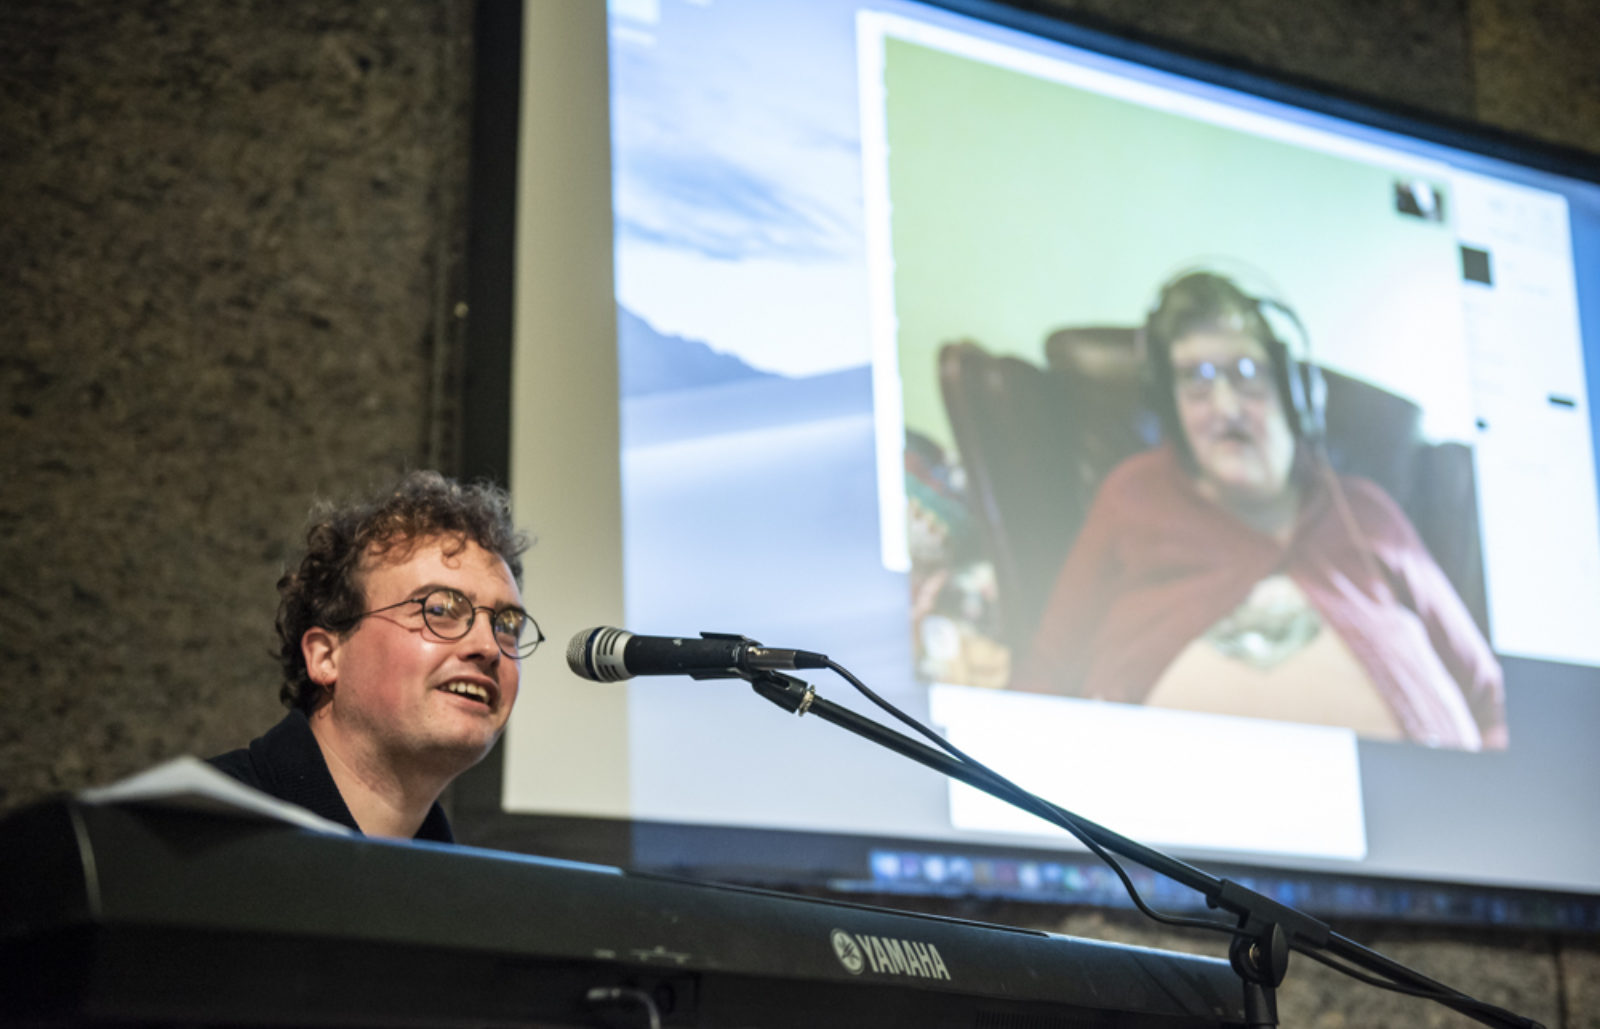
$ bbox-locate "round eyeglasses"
[1173,355,1273,401]
[351,587,544,660]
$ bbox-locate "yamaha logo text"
[830,928,951,980]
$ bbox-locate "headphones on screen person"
[1138,265,1385,583]
[1139,266,1327,464]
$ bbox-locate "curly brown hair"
[276,470,531,711]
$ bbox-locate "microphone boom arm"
[745,669,1540,1029]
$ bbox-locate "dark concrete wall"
[2,0,473,800]
[2,1,1596,1025]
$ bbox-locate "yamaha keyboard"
[0,798,1248,1027]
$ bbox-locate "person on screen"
[208,470,537,838]
[1012,272,1507,750]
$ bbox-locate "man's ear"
[303,627,342,687]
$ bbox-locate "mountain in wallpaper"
[617,304,781,398]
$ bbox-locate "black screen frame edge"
[935,0,1599,178]
[451,0,520,834]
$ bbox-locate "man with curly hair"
[208,470,534,840]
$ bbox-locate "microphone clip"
[688,632,765,680]
[745,669,819,715]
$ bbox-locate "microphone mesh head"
[566,627,630,681]
[565,631,591,676]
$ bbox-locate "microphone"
[566,627,829,682]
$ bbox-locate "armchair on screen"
[935,328,1490,661]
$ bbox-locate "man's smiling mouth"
[440,681,493,707]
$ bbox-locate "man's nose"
[458,611,503,662]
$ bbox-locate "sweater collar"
[252,709,454,843]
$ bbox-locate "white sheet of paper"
[78,756,353,836]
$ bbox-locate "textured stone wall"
[1,0,1595,1026]
[1470,0,1600,151]
[1,1,472,804]
[1034,0,1479,119]
[1028,0,1600,151]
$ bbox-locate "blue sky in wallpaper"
[608,0,878,378]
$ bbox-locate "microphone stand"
[743,670,1540,1029]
